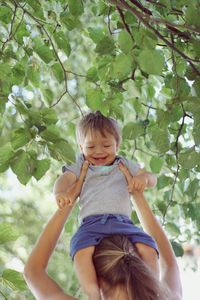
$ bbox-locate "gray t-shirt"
[62,155,140,221]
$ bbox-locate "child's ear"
[79,144,83,152]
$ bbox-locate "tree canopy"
[0,0,200,298]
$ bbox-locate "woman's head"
[93,235,169,300]
[76,111,121,166]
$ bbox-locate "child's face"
[80,130,118,166]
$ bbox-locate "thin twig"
[107,7,113,35]
[162,164,180,225]
[141,102,159,110]
[2,3,17,50]
[117,7,134,40]
[50,90,68,108]
[162,106,186,223]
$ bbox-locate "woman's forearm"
[24,206,73,273]
[132,191,175,265]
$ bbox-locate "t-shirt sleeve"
[62,155,83,177]
[121,157,141,176]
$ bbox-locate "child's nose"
[95,145,104,153]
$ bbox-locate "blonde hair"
[93,235,170,300]
[76,111,121,145]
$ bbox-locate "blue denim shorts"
[70,214,158,259]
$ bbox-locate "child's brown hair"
[76,111,121,146]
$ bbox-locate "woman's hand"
[56,161,89,209]
[118,162,146,193]
[119,162,156,193]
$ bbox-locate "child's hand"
[119,163,147,193]
[130,173,148,193]
[56,160,89,209]
[55,192,72,209]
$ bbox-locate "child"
[53,111,158,300]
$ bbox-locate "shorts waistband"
[81,214,130,225]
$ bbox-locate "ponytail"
[93,235,170,300]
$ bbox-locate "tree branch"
[129,0,152,15]
[108,0,200,76]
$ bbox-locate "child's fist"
[55,192,72,209]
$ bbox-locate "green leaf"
[87,27,105,43]
[33,159,51,180]
[138,49,165,75]
[185,178,199,199]
[15,23,30,45]
[41,108,58,125]
[0,223,19,244]
[0,161,10,173]
[165,222,181,236]
[11,128,31,150]
[156,200,167,215]
[60,12,81,30]
[86,88,105,111]
[27,66,40,86]
[0,98,7,114]
[157,175,173,190]
[95,36,115,55]
[193,78,200,96]
[12,62,26,85]
[34,40,54,64]
[179,149,199,169]
[86,67,99,82]
[40,125,61,142]
[67,0,84,16]
[122,122,144,140]
[51,63,64,82]
[134,29,157,49]
[2,269,27,291]
[171,241,184,257]
[0,143,14,165]
[10,150,33,185]
[0,6,12,24]
[97,56,112,81]
[186,4,200,27]
[150,156,164,173]
[150,126,170,154]
[111,53,133,80]
[28,110,43,127]
[54,140,75,163]
[118,31,134,53]
[54,31,71,56]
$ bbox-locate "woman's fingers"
[118,162,132,185]
[76,160,89,190]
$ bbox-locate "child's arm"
[119,163,182,300]
[24,161,89,300]
[53,160,89,209]
[124,166,157,193]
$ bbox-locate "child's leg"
[74,246,101,300]
[135,243,160,278]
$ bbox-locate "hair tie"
[123,253,133,264]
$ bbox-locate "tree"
[0,0,200,298]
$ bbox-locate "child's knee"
[74,246,95,261]
[135,243,159,275]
